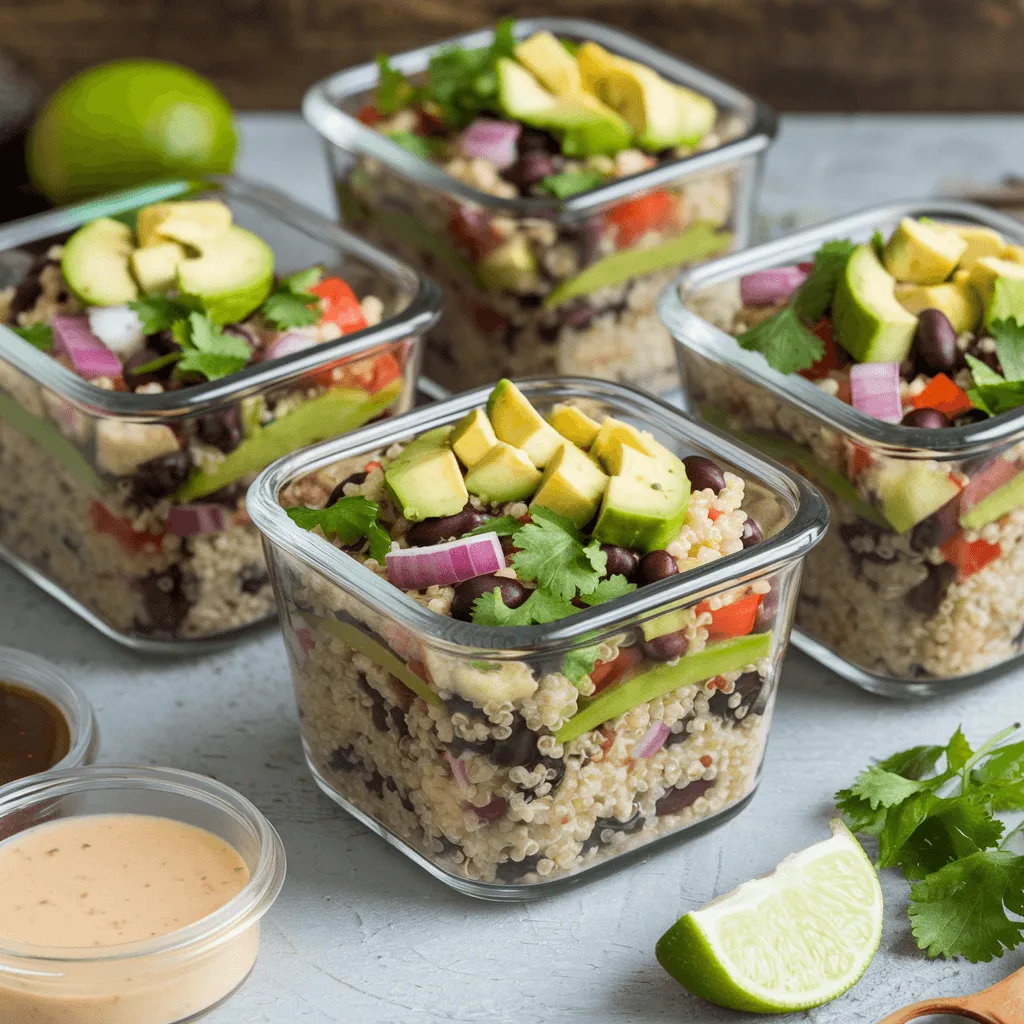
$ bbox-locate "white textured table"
[3,114,1023,1024]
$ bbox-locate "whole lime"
[28,60,238,204]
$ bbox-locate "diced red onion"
[51,316,122,379]
[447,755,471,790]
[739,266,810,306]
[284,614,315,667]
[167,503,227,536]
[960,458,1021,513]
[634,721,670,759]
[849,362,903,423]
[87,305,145,358]
[265,330,319,361]
[459,118,522,170]
[385,533,505,591]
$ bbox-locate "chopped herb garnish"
[385,131,434,160]
[464,515,521,537]
[172,312,252,381]
[375,54,418,116]
[966,352,1024,416]
[287,494,386,548]
[128,294,200,335]
[262,266,324,330]
[562,644,601,685]
[128,351,182,376]
[578,574,637,606]
[510,505,606,603]
[792,240,858,324]
[470,586,576,627]
[539,169,607,199]
[12,322,53,351]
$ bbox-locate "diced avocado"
[935,224,1006,270]
[967,257,1024,328]
[61,218,138,306]
[545,222,732,309]
[590,416,659,472]
[176,226,275,325]
[176,382,401,501]
[959,470,1024,530]
[136,200,233,248]
[876,461,961,534]
[385,423,468,522]
[497,57,560,122]
[641,607,688,641]
[515,31,582,96]
[487,378,564,468]
[554,633,772,744]
[894,281,981,334]
[478,235,539,293]
[464,442,542,504]
[883,218,966,285]
[832,245,918,363]
[530,441,608,527]
[1002,244,1024,264]
[130,241,185,293]
[548,403,601,448]
[450,408,498,469]
[593,444,690,552]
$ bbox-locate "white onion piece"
[167,503,227,536]
[459,118,522,170]
[385,532,505,591]
[87,305,145,359]
[634,721,670,759]
[849,362,903,423]
[265,331,320,361]
[739,266,810,306]
[51,316,122,379]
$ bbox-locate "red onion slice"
[960,457,1021,514]
[739,266,810,306]
[168,503,227,536]
[385,532,506,591]
[459,118,522,170]
[447,755,471,790]
[849,362,903,423]
[634,721,670,759]
[51,316,122,380]
[265,331,319,361]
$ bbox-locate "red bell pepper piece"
[940,532,1002,583]
[310,277,368,335]
[799,318,844,381]
[847,443,873,479]
[707,507,722,522]
[912,373,974,418]
[90,500,164,555]
[589,645,644,695]
[448,206,502,261]
[356,104,381,126]
[696,591,764,640]
[606,190,676,248]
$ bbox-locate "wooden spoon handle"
[877,966,1024,1024]
[875,996,985,1023]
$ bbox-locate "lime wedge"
[656,820,882,1013]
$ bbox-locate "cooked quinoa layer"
[272,446,781,887]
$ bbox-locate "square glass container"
[247,377,826,899]
[303,18,776,396]
[0,177,441,652]
[662,199,1024,697]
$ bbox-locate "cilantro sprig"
[540,169,607,199]
[12,322,53,350]
[375,55,418,116]
[261,267,324,330]
[966,305,1024,416]
[737,240,857,375]
[836,723,1024,962]
[287,495,391,563]
[172,313,252,381]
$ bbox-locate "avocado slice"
[895,281,981,333]
[883,218,967,285]
[478,235,539,293]
[136,200,233,248]
[487,379,564,468]
[176,225,275,325]
[554,633,772,744]
[593,443,690,552]
[131,241,186,294]
[515,31,583,96]
[876,461,961,534]
[831,245,918,363]
[61,218,139,306]
[967,257,1024,328]
[176,382,401,501]
[451,408,498,469]
[385,424,468,522]
[590,416,660,472]
[545,222,732,309]
[959,469,1024,530]
[548,403,601,448]
[464,442,542,504]
[530,441,608,527]
[935,224,1006,270]
[1003,244,1024,264]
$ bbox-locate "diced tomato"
[606,190,676,248]
[798,262,815,273]
[356,104,381,125]
[311,277,367,335]
[847,443,873,479]
[707,508,722,522]
[836,373,852,406]
[416,107,447,136]
[90,500,164,555]
[912,373,974,418]
[448,205,502,261]
[940,532,1002,583]
[365,352,402,394]
[696,591,764,640]
[799,318,843,381]
[589,645,644,695]
[364,460,382,473]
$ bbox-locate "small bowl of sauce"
[0,765,286,1024]
[0,647,97,786]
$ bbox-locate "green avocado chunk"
[877,461,961,534]
[487,379,564,468]
[554,633,772,745]
[545,222,732,309]
[385,423,468,522]
[62,217,139,306]
[176,382,401,501]
[959,470,1024,530]
[464,442,542,503]
[530,440,608,527]
[320,616,442,707]
[883,217,966,285]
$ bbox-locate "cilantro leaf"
[834,787,888,837]
[540,169,607,199]
[877,744,946,781]
[129,294,198,334]
[909,850,1024,962]
[470,588,523,626]
[990,315,1024,382]
[286,495,383,546]
[129,351,182,376]
[889,797,1004,880]
[511,505,606,602]
[973,740,1024,811]
[280,267,323,294]
[366,522,392,564]
[850,765,929,809]
[563,645,601,685]
[172,313,251,381]
[262,269,324,330]
[375,54,417,116]
[12,322,53,350]
[464,516,521,538]
[945,727,975,773]
[736,304,824,375]
[385,131,434,160]
[579,574,637,606]
[966,353,1024,415]
[793,239,858,324]
[469,586,575,627]
[518,588,578,624]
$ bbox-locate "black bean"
[901,407,951,429]
[637,550,678,586]
[741,517,763,548]
[490,720,540,767]
[327,745,360,772]
[407,505,489,547]
[500,534,517,557]
[601,545,640,581]
[655,778,716,817]
[137,564,193,635]
[325,472,368,507]
[6,256,53,318]
[907,562,956,616]
[451,575,527,622]
[123,347,170,389]
[495,853,542,883]
[504,151,558,190]
[639,631,689,661]
[709,672,764,721]
[582,809,644,852]
[518,127,560,153]
[683,455,727,494]
[239,563,269,594]
[914,309,959,375]
[910,498,960,551]
[129,449,193,507]
[196,410,242,453]
[754,587,779,633]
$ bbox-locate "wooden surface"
[1,0,1023,113]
